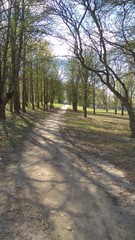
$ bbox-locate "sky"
[50,37,70,58]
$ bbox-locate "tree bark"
[121,103,124,116]
[83,89,87,118]
[127,107,135,137]
[115,108,117,115]
[0,90,14,119]
[50,101,54,109]
[93,84,96,115]
[22,65,26,112]
[0,100,6,120]
[10,98,13,112]
[14,79,20,113]
[22,41,26,112]
[73,100,78,111]
[30,62,34,110]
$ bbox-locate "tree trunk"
[93,101,96,115]
[50,99,54,109]
[73,100,78,111]
[22,44,26,112]
[36,65,40,108]
[106,106,108,113]
[14,82,20,113]
[121,103,124,116]
[44,103,48,111]
[25,80,29,106]
[72,90,78,111]
[0,100,6,120]
[122,100,135,137]
[30,62,34,110]
[11,44,20,113]
[43,77,49,111]
[22,84,26,112]
[40,94,43,106]
[22,72,26,112]
[31,89,34,110]
[127,108,135,137]
[83,90,87,118]
[92,81,96,115]
[50,103,54,109]
[10,98,13,112]
[114,97,117,114]
[44,97,49,111]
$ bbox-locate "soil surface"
[0,106,135,240]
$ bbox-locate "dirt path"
[0,106,135,240]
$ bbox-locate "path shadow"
[0,110,135,239]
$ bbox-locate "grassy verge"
[64,107,135,183]
[53,103,64,109]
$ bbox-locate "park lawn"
[53,103,64,109]
[64,107,135,183]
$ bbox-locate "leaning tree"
[52,0,135,137]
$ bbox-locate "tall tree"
[66,58,80,111]
[52,0,135,137]
[79,53,94,117]
[0,0,53,119]
[0,0,14,119]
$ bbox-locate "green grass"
[64,107,135,183]
[66,106,129,135]
[1,104,134,183]
[53,103,64,109]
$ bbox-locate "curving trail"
[0,106,135,240]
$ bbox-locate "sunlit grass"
[1,104,134,182]
[53,103,64,109]
[65,106,129,136]
[64,107,135,183]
